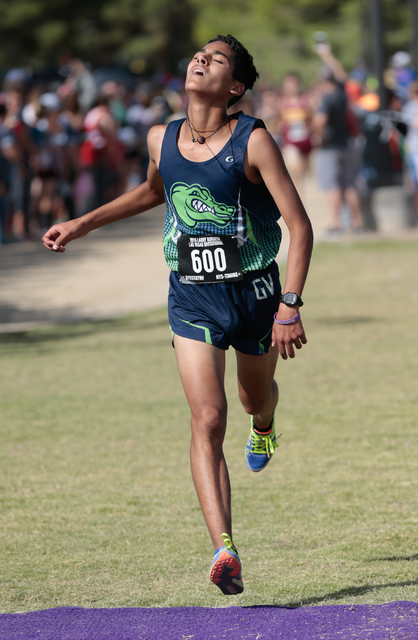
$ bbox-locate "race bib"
[177,235,243,284]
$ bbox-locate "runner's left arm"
[246,127,314,359]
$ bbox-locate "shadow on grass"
[0,313,168,346]
[311,316,381,326]
[371,554,418,562]
[245,579,418,609]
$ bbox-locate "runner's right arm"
[42,125,166,252]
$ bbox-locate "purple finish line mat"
[1,602,417,639]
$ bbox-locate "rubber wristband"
[273,311,300,325]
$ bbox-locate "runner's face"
[185,41,240,102]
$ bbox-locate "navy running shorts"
[168,261,281,355]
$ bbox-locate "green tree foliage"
[0,0,196,73]
[191,0,413,85]
[0,0,413,84]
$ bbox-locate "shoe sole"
[210,551,244,595]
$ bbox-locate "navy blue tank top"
[159,112,282,272]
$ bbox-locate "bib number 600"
[191,248,227,274]
[177,235,243,283]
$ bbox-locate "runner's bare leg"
[236,347,279,429]
[174,334,231,550]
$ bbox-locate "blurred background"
[0,0,418,243]
[0,0,416,85]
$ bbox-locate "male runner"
[42,35,313,596]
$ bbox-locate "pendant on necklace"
[197,136,205,144]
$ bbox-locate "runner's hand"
[42,219,88,252]
[271,309,307,360]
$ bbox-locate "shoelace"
[221,533,238,554]
[250,430,281,458]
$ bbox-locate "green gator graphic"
[171,182,235,229]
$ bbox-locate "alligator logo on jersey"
[170,182,235,229]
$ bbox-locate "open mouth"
[191,199,214,214]
[192,67,205,76]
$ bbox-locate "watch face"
[283,293,298,305]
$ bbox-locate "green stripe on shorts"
[177,318,213,345]
[258,327,272,353]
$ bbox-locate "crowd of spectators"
[251,46,418,232]
[1,48,417,244]
[0,59,188,244]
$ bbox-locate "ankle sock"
[253,418,273,434]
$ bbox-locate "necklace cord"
[186,114,230,144]
[183,116,236,176]
[202,120,236,177]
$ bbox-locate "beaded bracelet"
[273,312,300,325]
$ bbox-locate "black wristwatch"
[280,292,304,307]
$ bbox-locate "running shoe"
[209,533,244,595]
[245,416,279,472]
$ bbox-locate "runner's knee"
[239,395,269,417]
[238,379,278,416]
[191,404,227,441]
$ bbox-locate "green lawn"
[1,239,418,612]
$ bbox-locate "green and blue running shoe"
[245,416,279,472]
[209,533,244,595]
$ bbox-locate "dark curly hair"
[208,34,259,107]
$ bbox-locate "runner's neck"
[186,102,229,138]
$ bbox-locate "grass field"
[1,239,418,612]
